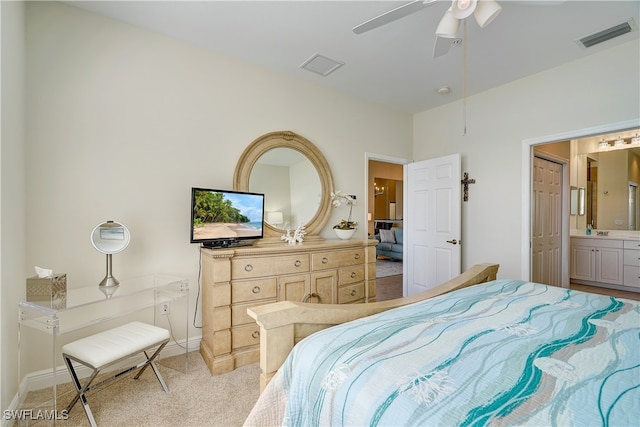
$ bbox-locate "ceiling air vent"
[300,53,344,77]
[578,19,637,48]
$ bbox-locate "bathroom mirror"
[577,147,640,230]
[234,131,334,237]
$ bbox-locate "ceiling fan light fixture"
[436,8,460,38]
[474,0,502,28]
[451,0,477,20]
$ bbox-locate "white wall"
[413,39,640,280]
[1,0,26,411]
[20,1,412,376]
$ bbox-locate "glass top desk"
[17,274,189,422]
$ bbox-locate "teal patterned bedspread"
[245,280,640,426]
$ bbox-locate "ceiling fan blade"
[353,0,438,35]
[433,36,455,58]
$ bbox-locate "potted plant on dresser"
[331,190,357,239]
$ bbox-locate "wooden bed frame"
[248,263,499,391]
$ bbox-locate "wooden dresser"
[199,239,377,375]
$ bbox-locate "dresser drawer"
[338,265,365,285]
[623,249,640,267]
[231,324,261,349]
[338,282,365,304]
[623,265,640,288]
[232,254,309,279]
[231,278,277,303]
[624,240,640,250]
[312,249,364,270]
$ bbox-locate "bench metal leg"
[133,343,169,392]
[63,355,99,427]
[62,339,169,426]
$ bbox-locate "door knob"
[446,239,458,245]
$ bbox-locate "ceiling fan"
[353,0,503,57]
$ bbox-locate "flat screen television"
[190,187,264,248]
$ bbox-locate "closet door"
[532,156,562,287]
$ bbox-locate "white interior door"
[404,154,461,296]
[532,156,562,287]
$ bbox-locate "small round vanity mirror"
[91,221,130,291]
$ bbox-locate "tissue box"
[26,274,67,309]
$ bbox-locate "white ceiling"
[63,1,640,114]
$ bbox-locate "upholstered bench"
[62,321,170,427]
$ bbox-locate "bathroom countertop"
[570,230,640,240]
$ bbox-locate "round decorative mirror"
[234,131,334,238]
[91,220,130,289]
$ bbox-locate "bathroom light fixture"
[614,136,626,147]
[631,134,640,145]
[598,139,610,151]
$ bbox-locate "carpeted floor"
[20,352,259,427]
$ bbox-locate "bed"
[245,264,639,426]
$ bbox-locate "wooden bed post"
[259,323,294,390]
[248,263,499,392]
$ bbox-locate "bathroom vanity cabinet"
[571,236,639,291]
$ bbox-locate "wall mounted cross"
[461,172,476,202]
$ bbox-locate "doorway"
[368,160,405,237]
[521,119,640,283]
[365,153,409,300]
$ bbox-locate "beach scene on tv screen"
[192,190,263,240]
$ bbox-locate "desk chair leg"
[133,341,169,392]
[63,356,99,427]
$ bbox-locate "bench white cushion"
[62,321,170,369]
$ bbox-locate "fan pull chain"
[462,19,468,136]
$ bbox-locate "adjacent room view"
[369,160,404,301]
[533,128,640,301]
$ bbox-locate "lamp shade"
[436,8,460,38]
[266,211,284,225]
[451,0,477,19]
[474,0,502,28]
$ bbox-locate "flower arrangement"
[331,190,357,230]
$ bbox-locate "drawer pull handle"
[302,292,322,303]
[294,260,302,267]
[322,257,328,264]
[244,264,253,272]
[252,331,260,339]
[350,272,356,278]
[252,286,261,294]
[354,253,360,259]
[350,289,357,296]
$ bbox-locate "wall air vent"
[577,19,637,48]
[300,53,345,77]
